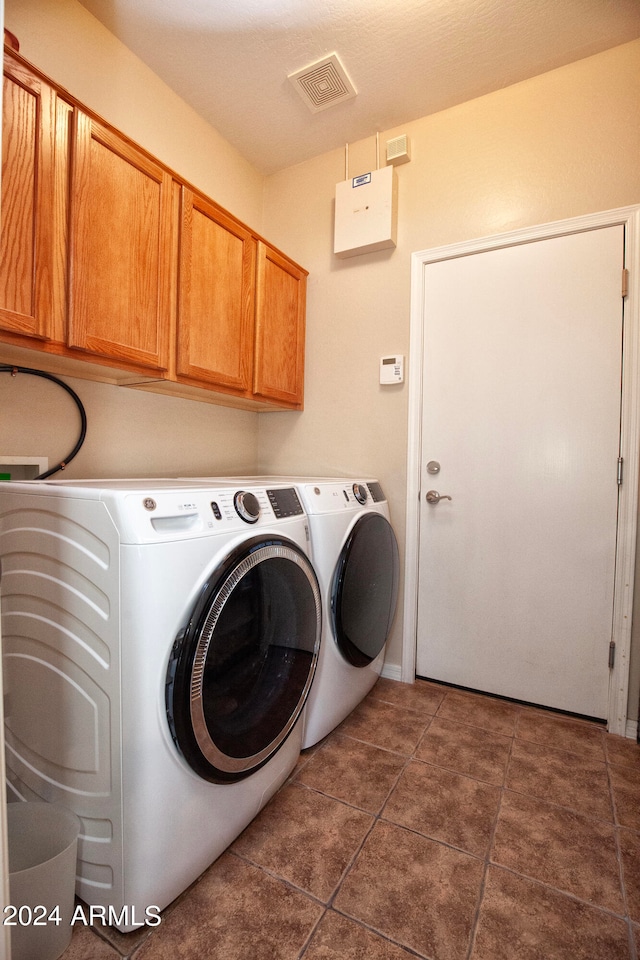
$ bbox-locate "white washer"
[0,479,321,931]
[183,477,400,749]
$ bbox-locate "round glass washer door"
[166,536,321,783]
[332,512,400,667]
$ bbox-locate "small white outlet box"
[0,456,48,480]
[334,166,397,258]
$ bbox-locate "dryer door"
[332,513,400,667]
[166,536,321,783]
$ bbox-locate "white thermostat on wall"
[380,355,404,384]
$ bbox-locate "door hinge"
[617,457,624,485]
[609,640,616,670]
[622,268,629,298]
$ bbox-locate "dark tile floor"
[60,678,640,960]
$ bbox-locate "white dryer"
[184,477,400,749]
[0,479,321,931]
[290,479,400,748]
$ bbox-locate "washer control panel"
[54,482,309,541]
[211,486,303,525]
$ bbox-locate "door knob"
[425,490,452,504]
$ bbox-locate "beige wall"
[6,0,264,225]
[259,40,640,686]
[0,374,260,479]
[4,0,263,479]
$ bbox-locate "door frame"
[402,205,640,735]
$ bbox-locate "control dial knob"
[353,483,368,505]
[234,490,261,524]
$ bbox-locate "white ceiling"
[78,0,640,175]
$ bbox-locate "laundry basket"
[7,801,81,960]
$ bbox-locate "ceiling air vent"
[288,53,357,114]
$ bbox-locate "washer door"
[332,513,400,667]
[166,536,321,783]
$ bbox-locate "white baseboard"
[625,718,638,741]
[381,661,402,682]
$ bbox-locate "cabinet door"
[68,111,173,371]
[177,188,255,394]
[0,54,59,339]
[253,242,306,408]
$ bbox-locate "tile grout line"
[297,706,439,958]
[482,859,634,924]
[327,906,433,960]
[606,753,639,960]
[227,709,434,960]
[297,723,422,959]
[463,706,521,960]
[325,721,430,906]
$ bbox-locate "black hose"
[0,365,87,478]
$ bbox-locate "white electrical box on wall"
[379,355,404,384]
[334,166,398,258]
[0,456,48,481]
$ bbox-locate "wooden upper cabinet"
[177,187,256,394]
[0,48,307,408]
[0,54,61,339]
[67,111,173,371]
[253,242,307,408]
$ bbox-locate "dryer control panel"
[295,480,387,515]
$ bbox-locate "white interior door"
[416,225,625,719]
